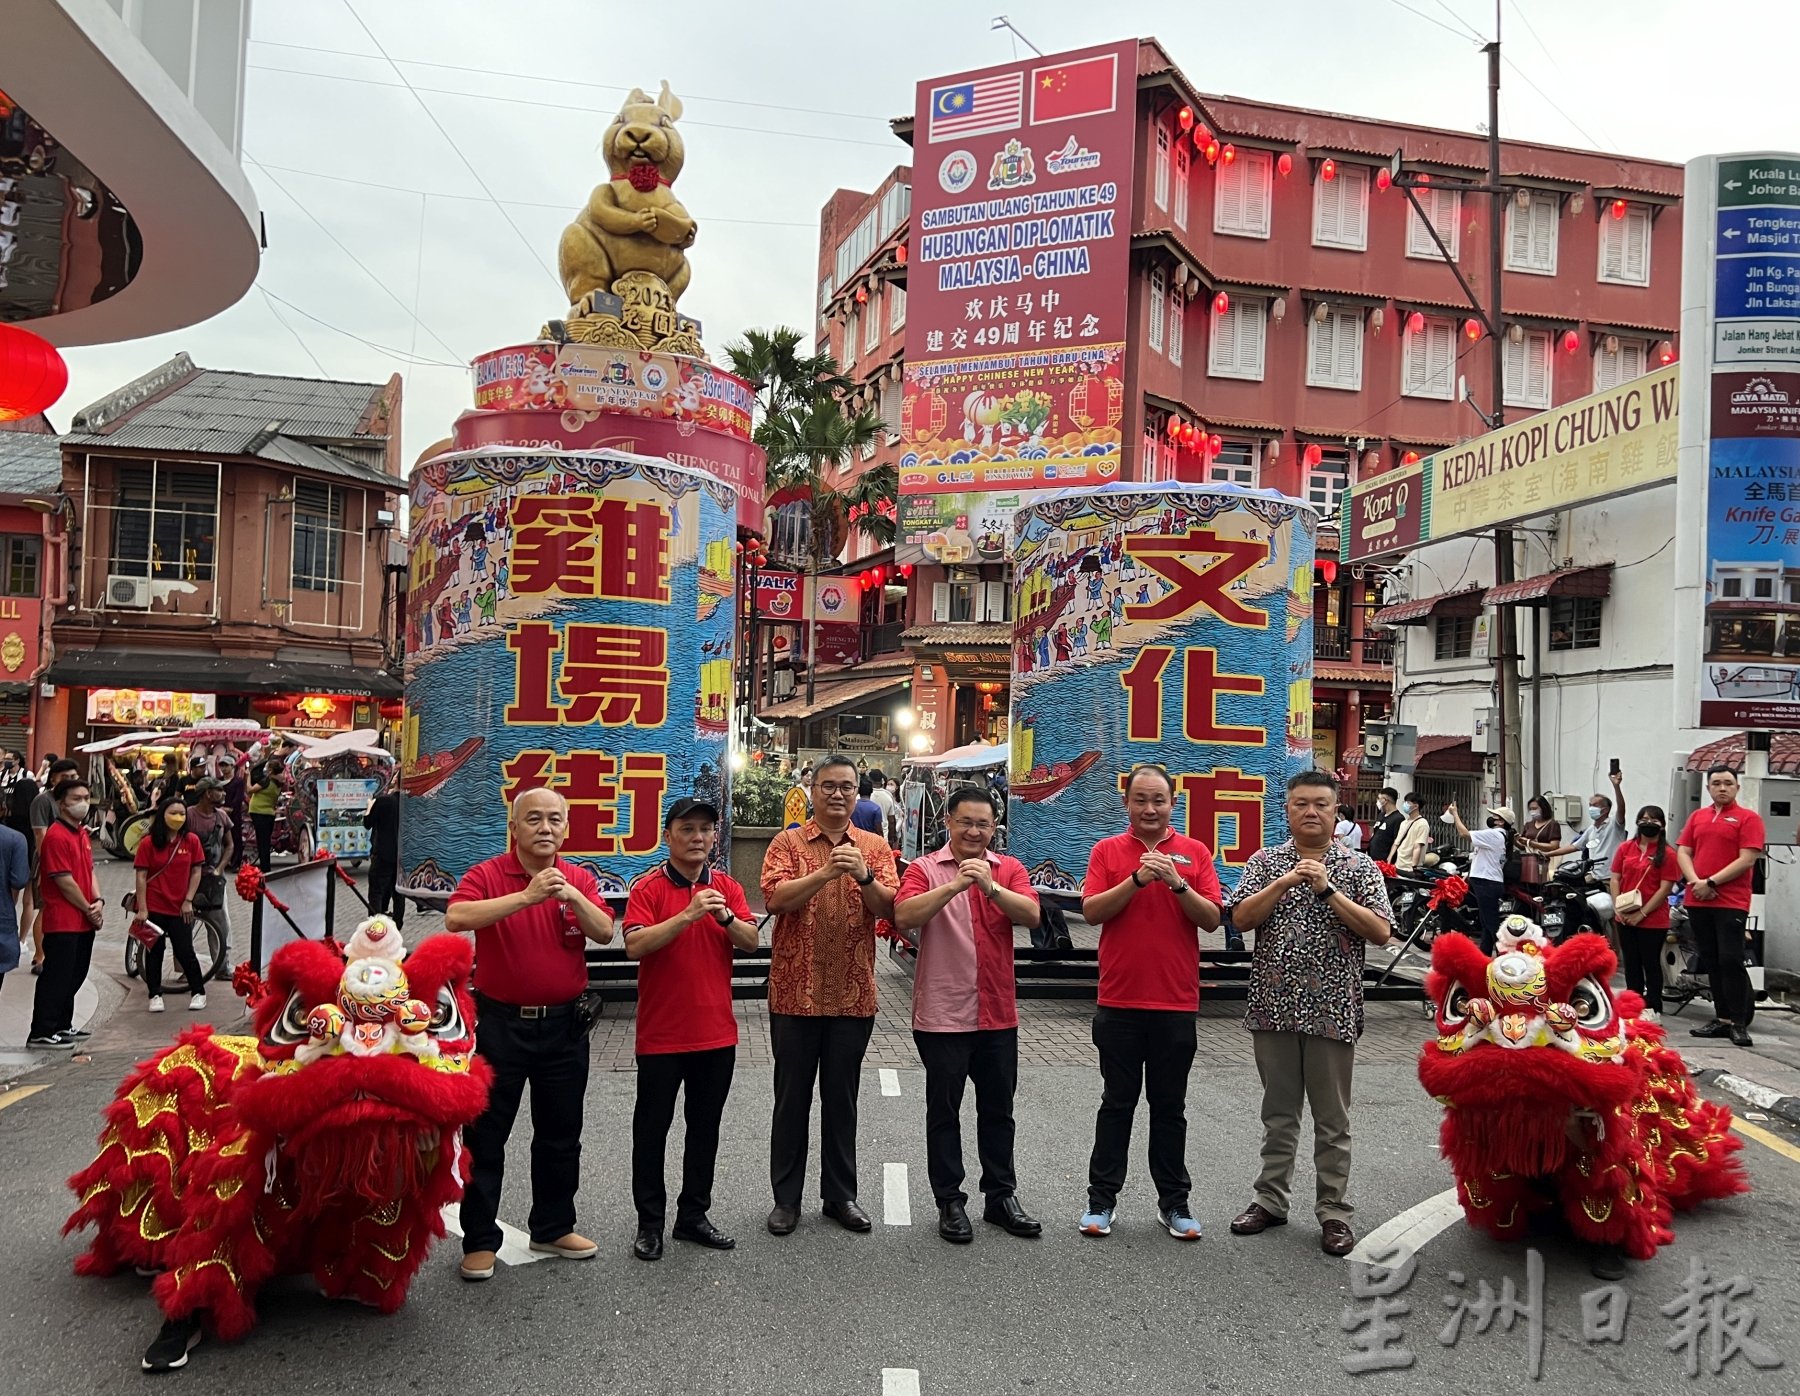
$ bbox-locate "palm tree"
[725,326,895,703]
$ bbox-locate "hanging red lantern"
[1401,450,1421,465]
[1220,143,1237,166]
[854,284,869,304]
[1320,157,1337,182]
[1207,434,1223,458]
[1316,559,1339,585]
[1277,152,1293,177]
[1304,443,1324,468]
[1562,329,1582,353]
[873,565,886,585]
[1203,139,1220,165]
[1165,415,1182,438]
[1610,198,1629,220]
[895,242,908,265]
[1375,167,1393,192]
[1416,171,1431,184]
[378,699,405,721]
[1176,106,1193,131]
[1406,311,1425,335]
[0,324,69,423]
[1193,124,1212,148]
[1213,291,1231,316]
[1658,338,1676,364]
[1463,317,1483,341]
[251,695,293,717]
[900,563,914,578]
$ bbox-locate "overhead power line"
[258,287,465,369]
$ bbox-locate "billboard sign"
[1339,463,1428,565]
[897,489,1026,565]
[900,40,1136,497]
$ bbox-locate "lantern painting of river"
[1008,482,1315,892]
[402,449,736,896]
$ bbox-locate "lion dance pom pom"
[1418,916,1748,1260]
[64,919,491,1339]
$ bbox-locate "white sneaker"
[1640,1008,1661,1024]
[189,993,207,1011]
[147,996,165,1013]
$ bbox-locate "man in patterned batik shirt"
[1223,770,1393,1259]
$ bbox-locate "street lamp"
[895,707,916,729]
[909,731,930,753]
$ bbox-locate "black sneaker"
[26,1032,74,1050]
[1689,1019,1732,1039]
[142,1315,202,1371]
[66,1027,93,1040]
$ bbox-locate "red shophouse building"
[800,37,1682,794]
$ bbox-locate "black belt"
[476,992,577,1020]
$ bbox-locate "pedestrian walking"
[362,790,404,930]
[1076,764,1223,1242]
[621,797,758,1262]
[27,757,77,976]
[133,800,208,1013]
[894,787,1043,1244]
[1225,771,1394,1257]
[1678,766,1765,1048]
[1609,805,1680,1023]
[0,813,28,1000]
[445,788,616,1280]
[27,776,103,1049]
[759,754,899,1237]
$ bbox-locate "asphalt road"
[4,1035,1799,1394]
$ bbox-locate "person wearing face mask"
[1608,806,1680,1023]
[1546,768,1627,883]
[26,779,104,1049]
[1391,792,1431,872]
[1446,801,1515,954]
[1366,788,1404,864]
[1519,795,1564,877]
[132,799,208,1012]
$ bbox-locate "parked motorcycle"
[1530,858,1616,944]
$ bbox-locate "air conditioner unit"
[106,574,150,608]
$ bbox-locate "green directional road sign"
[1718,156,1800,208]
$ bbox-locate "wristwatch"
[854,869,875,887]
[1170,879,1190,896]
[1316,885,1339,903]
[714,908,735,926]
[1130,869,1147,887]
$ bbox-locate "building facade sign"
[897,489,1024,565]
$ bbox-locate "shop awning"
[1683,732,1800,777]
[758,672,909,724]
[47,650,403,698]
[902,623,1013,647]
[1372,585,1486,627]
[1483,564,1613,608]
[1412,734,1482,772]
[1314,661,1394,686]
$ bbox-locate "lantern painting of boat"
[401,737,483,797]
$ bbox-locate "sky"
[47,0,1800,464]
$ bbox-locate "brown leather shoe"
[1229,1202,1287,1235]
[1321,1220,1356,1256]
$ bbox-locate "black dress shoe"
[1589,1244,1627,1282]
[822,1199,873,1232]
[982,1195,1042,1237]
[766,1204,799,1236]
[632,1228,663,1262]
[938,1200,973,1243]
[1730,1025,1755,1048]
[1689,1019,1732,1039]
[672,1217,737,1250]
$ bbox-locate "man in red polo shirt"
[895,786,1042,1245]
[1677,765,1766,1048]
[27,776,104,1049]
[1077,764,1222,1241]
[446,788,615,1282]
[622,796,758,1262]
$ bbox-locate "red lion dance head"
[1418,916,1746,1261]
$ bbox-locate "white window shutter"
[1334,309,1362,389]
[1402,329,1425,395]
[931,582,950,623]
[1507,201,1532,266]
[983,581,1007,622]
[1314,176,1341,245]
[1428,320,1453,396]
[1168,288,1184,365]
[1622,339,1647,380]
[1154,125,1170,211]
[1174,144,1190,229]
[1531,198,1556,271]
[1243,151,1272,236]
[1308,314,1335,382]
[1525,332,1550,407]
[1503,335,1525,402]
[1216,157,1244,232]
[1600,215,1625,280]
[1238,299,1267,377]
[1210,298,1238,374]
[1624,209,1650,283]
[1148,266,1166,352]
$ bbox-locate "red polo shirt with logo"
[623,863,753,1055]
[39,818,98,934]
[1084,829,1222,1012]
[449,852,601,1005]
[1677,802,1767,913]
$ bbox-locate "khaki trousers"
[1250,1029,1356,1224]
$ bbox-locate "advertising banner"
[471,344,753,439]
[1699,153,1800,727]
[315,778,380,859]
[754,570,803,619]
[403,452,736,894]
[0,597,38,682]
[900,40,1135,497]
[1008,483,1315,891]
[897,489,1026,565]
[85,688,215,726]
[1338,364,1681,561]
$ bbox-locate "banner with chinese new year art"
[900,40,1135,496]
[1008,483,1315,892]
[402,449,736,895]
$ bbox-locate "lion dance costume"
[64,918,490,1338]
[1419,916,1747,1259]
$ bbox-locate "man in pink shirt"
[895,788,1042,1244]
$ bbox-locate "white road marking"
[1349,1187,1464,1264]
[440,1203,549,1265]
[1716,1072,1785,1111]
[883,1162,912,1227]
[882,1368,921,1396]
[879,1068,901,1096]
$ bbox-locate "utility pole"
[1486,7,1523,808]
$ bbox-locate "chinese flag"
[1029,53,1117,125]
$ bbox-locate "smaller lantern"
[1562,329,1581,353]
[1610,198,1628,220]
[1207,434,1223,458]
[1406,311,1425,335]
[1304,443,1324,468]
[1321,158,1337,182]
[1277,152,1293,177]
[1220,143,1237,165]
[1177,105,1193,131]
[1401,450,1421,465]
[1658,339,1676,364]
[1213,291,1231,316]
[1464,317,1482,341]
[1375,167,1392,192]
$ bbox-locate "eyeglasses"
[816,781,857,795]
[950,818,994,831]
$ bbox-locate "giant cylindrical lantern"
[402,449,737,896]
[1008,482,1316,892]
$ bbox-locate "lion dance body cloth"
[1418,917,1748,1260]
[64,922,491,1338]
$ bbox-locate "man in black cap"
[620,796,759,1261]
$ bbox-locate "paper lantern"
[1213,291,1231,316]
[251,695,293,716]
[900,563,915,578]
[1375,167,1392,192]
[1464,317,1483,341]
[1177,106,1194,131]
[1562,329,1581,353]
[0,324,69,423]
[1265,440,1280,465]
[1610,198,1629,220]
[1193,124,1212,148]
[1207,434,1223,458]
[1220,143,1237,165]
[1401,450,1421,465]
[1321,158,1337,182]
[854,284,869,304]
[1277,152,1293,177]
[378,699,405,721]
[1317,559,1339,585]
[1166,415,1182,438]
[1203,139,1220,165]
[895,242,908,265]
[1406,311,1425,335]
[1304,443,1324,468]
[1659,339,1676,364]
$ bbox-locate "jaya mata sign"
[1340,364,1681,563]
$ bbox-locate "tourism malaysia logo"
[1045,134,1102,175]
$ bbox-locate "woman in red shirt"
[133,799,208,1013]
[1609,804,1681,1022]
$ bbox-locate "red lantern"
[1416,171,1431,184]
[1277,152,1293,177]
[251,695,292,717]
[1376,167,1393,192]
[1203,139,1220,165]
[1177,105,1193,131]
[900,563,914,578]
[1207,434,1223,458]
[1464,317,1483,341]
[1213,291,1231,316]
[1401,450,1421,465]
[378,699,405,721]
[1562,329,1582,353]
[854,284,869,304]
[1406,311,1425,335]
[0,324,69,423]
[895,242,908,265]
[1304,443,1324,468]
[1659,338,1676,364]
[1610,198,1628,220]
[1165,415,1182,438]
[873,565,886,585]
[1220,143,1237,166]
[1193,124,1212,148]
[1320,157,1337,182]
[1316,559,1339,585]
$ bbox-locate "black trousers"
[1088,1006,1197,1213]
[28,930,95,1039]
[1470,877,1506,955]
[769,1012,874,1207]
[144,911,205,997]
[914,1027,1019,1205]
[1689,907,1754,1026]
[251,813,276,871]
[1617,924,1665,1013]
[631,1046,735,1229]
[368,859,404,930]
[461,1001,590,1253]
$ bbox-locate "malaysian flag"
[926,71,1024,144]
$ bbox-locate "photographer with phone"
[1545,765,1628,882]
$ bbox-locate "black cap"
[664,796,720,828]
